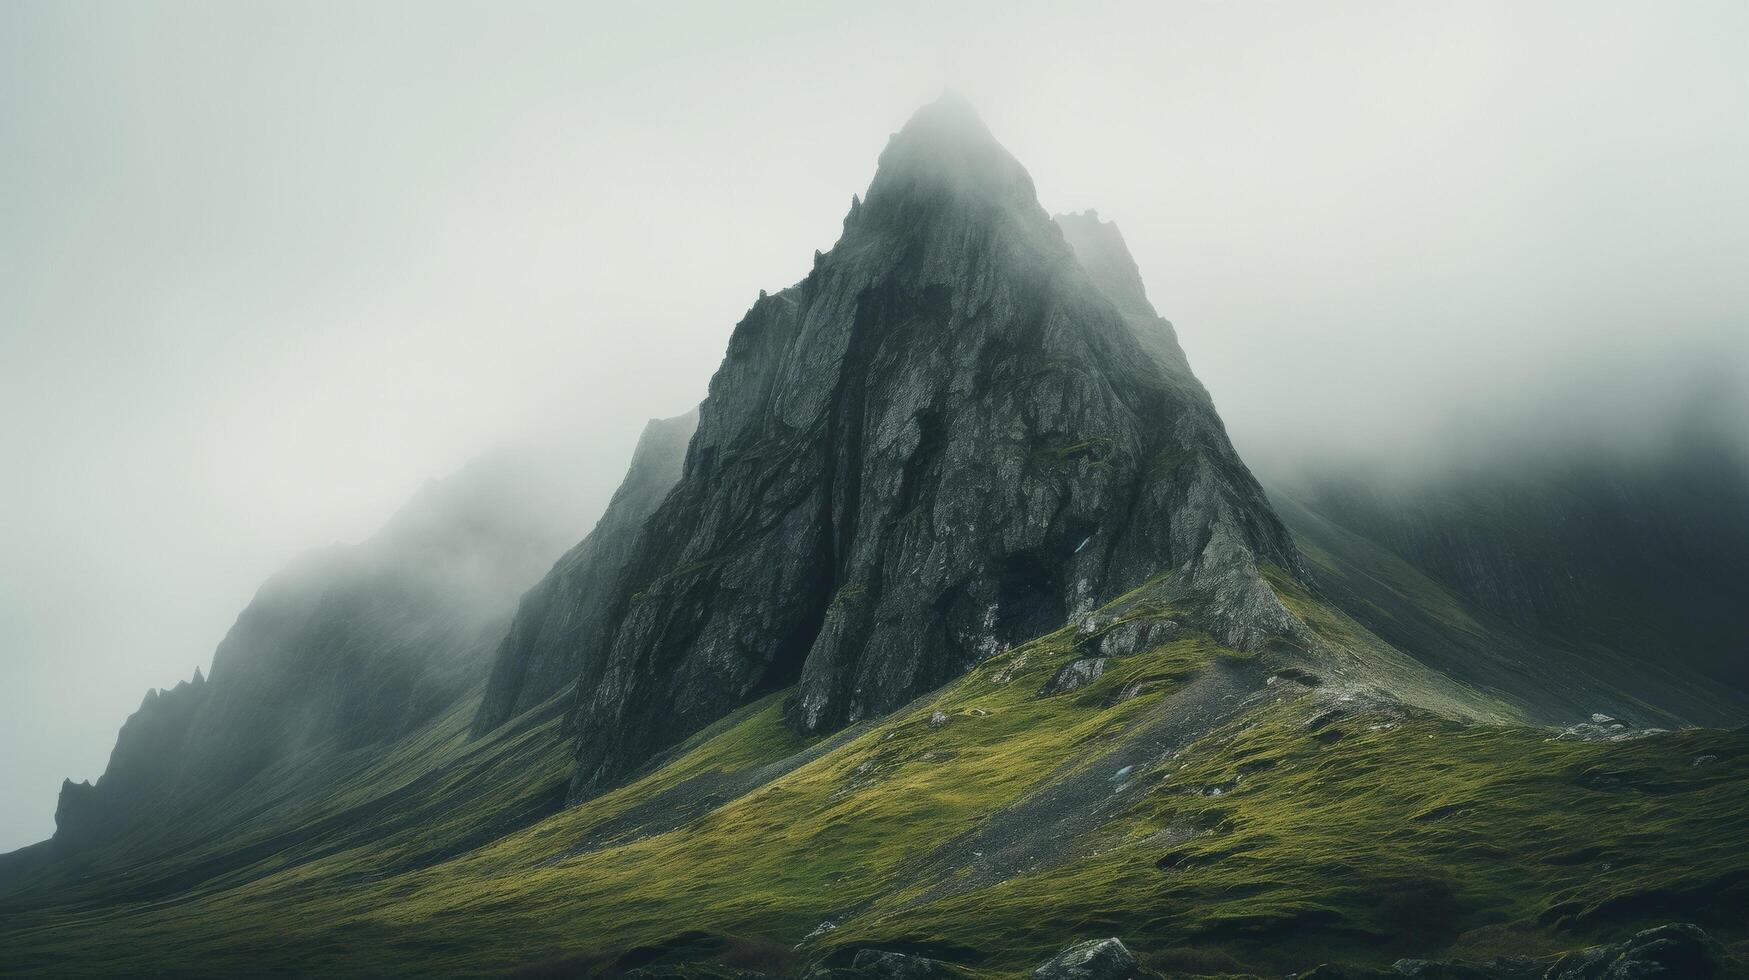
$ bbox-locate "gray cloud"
[3,0,1746,850]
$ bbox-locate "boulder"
[1039,658,1108,697]
[850,949,958,978]
[1546,923,1727,979]
[1033,937,1137,980]
[804,949,960,980]
[1095,618,1179,657]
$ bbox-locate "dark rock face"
[1299,923,1730,980]
[52,451,586,851]
[1094,617,1182,658]
[1546,923,1728,979]
[473,410,699,734]
[52,671,209,848]
[1052,209,1191,379]
[467,96,1299,801]
[805,949,964,979]
[1033,937,1138,980]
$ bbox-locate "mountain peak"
[518,101,1301,797]
[894,90,989,141]
[865,94,1038,215]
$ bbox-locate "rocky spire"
[494,98,1304,803]
[1053,208,1193,377]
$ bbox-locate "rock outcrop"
[805,949,965,979]
[1038,657,1108,696]
[52,670,209,849]
[1299,922,1731,979]
[468,95,1300,801]
[473,410,699,734]
[1033,937,1139,980]
[600,96,1285,797]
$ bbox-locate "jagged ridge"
[472,95,1303,801]
[473,410,699,734]
[47,450,588,854]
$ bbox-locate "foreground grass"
[3,599,1746,977]
[837,699,1749,974]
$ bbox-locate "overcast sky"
[2,1,1746,852]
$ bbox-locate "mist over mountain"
[38,448,599,858]
[4,3,1749,976]
[8,1,1749,859]
[4,93,1746,978]
[477,96,1301,804]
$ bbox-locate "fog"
[3,1,1746,852]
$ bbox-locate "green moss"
[1030,436,1116,473]
[819,700,1749,974]
[4,597,1745,978]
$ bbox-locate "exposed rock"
[1546,923,1727,979]
[1039,657,1108,696]
[1295,923,1728,980]
[990,654,1031,683]
[1094,618,1180,657]
[536,95,1300,801]
[473,410,699,734]
[1552,720,1667,743]
[928,710,951,729]
[1052,210,1189,377]
[1112,680,1146,703]
[804,949,962,979]
[51,779,101,851]
[1033,937,1138,980]
[54,674,209,849]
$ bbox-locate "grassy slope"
[3,578,1746,978]
[1270,487,1749,729]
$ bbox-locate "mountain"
[476,94,1302,802]
[11,448,594,872]
[1266,429,1749,726]
[3,99,1746,979]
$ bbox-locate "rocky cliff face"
[53,670,208,850]
[52,450,588,850]
[466,96,1301,801]
[1051,208,1193,378]
[473,410,699,734]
